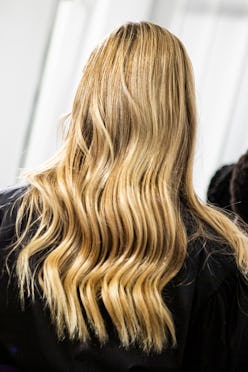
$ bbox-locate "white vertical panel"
[194,14,248,198]
[221,38,248,164]
[168,0,192,37]
[23,0,89,170]
[0,0,57,188]
[148,0,178,28]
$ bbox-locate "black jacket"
[0,186,248,372]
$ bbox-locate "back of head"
[68,21,197,196]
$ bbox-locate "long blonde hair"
[12,22,248,352]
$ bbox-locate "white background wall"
[0,0,58,187]
[1,0,248,200]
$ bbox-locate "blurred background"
[1,0,248,199]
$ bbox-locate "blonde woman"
[1,22,248,372]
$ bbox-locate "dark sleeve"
[0,186,26,370]
[0,185,28,249]
[183,271,248,371]
[229,272,248,369]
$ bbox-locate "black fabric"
[0,186,248,372]
[207,164,235,212]
[231,150,248,224]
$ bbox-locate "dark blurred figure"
[231,151,248,224]
[207,164,235,212]
[207,150,248,223]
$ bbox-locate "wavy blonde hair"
[12,22,248,352]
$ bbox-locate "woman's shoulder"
[184,224,242,309]
[0,184,29,249]
[183,208,238,279]
[0,184,28,206]
[0,184,29,219]
[183,229,248,369]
